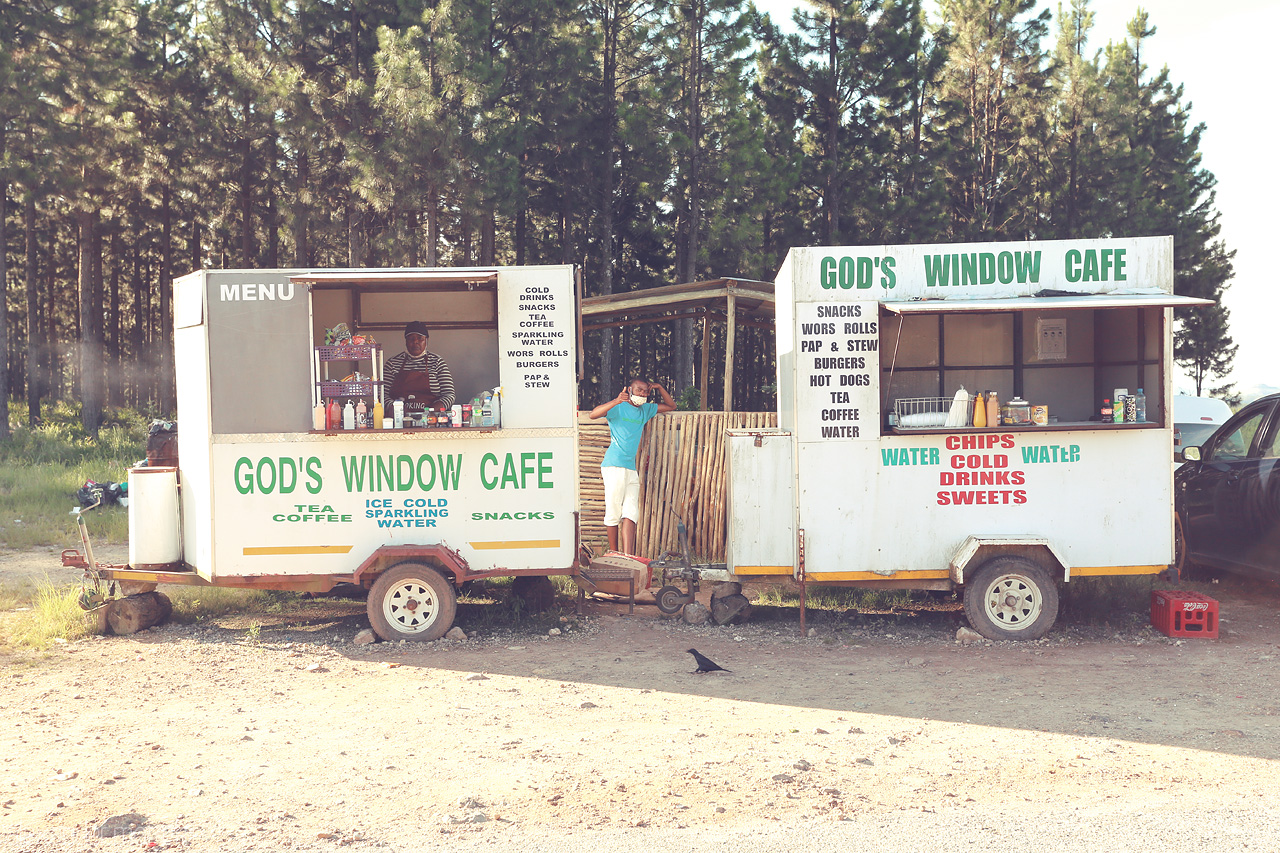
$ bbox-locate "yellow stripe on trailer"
[468,540,561,550]
[1071,565,1165,577]
[734,565,793,575]
[242,545,355,556]
[806,570,952,581]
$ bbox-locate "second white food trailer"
[725,235,1211,639]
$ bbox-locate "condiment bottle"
[313,403,326,431]
[342,399,355,430]
[356,399,368,428]
[973,391,987,428]
[372,398,384,429]
[327,398,340,430]
[985,390,999,428]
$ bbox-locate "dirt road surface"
[3,549,1279,852]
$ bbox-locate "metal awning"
[292,269,499,289]
[881,293,1214,313]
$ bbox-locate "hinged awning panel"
[881,293,1214,313]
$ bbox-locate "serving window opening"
[879,303,1166,434]
[304,272,502,431]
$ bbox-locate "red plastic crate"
[1151,590,1218,639]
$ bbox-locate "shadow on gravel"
[132,572,1280,761]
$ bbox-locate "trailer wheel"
[367,562,457,642]
[964,557,1058,641]
[656,585,687,615]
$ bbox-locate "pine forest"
[0,0,1237,437]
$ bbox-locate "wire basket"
[316,344,380,361]
[894,396,970,429]
[318,379,377,398]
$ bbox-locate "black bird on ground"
[687,648,730,674]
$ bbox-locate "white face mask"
[630,393,648,406]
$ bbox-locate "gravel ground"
[3,551,1279,852]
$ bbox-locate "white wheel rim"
[982,573,1043,631]
[382,578,440,634]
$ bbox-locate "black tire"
[512,575,556,612]
[1173,512,1201,580]
[656,585,687,615]
[367,562,457,642]
[964,556,1059,641]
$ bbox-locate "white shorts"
[601,466,640,527]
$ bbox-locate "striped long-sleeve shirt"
[384,350,456,409]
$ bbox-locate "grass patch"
[165,587,284,624]
[752,585,913,613]
[1059,575,1154,625]
[0,400,150,549]
[1,581,102,650]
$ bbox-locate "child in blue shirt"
[589,378,677,554]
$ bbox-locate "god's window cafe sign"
[752,236,1206,581]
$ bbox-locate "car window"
[1258,409,1280,459]
[1175,423,1221,448]
[1209,409,1267,462]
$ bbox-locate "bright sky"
[754,0,1278,398]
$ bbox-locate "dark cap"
[404,321,429,339]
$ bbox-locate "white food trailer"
[723,235,1211,639]
[69,265,581,641]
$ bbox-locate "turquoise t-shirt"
[602,402,660,470]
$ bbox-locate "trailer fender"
[353,543,470,588]
[949,536,1070,585]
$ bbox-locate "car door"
[1181,400,1278,573]
[1243,409,1280,576]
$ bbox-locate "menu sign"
[795,302,879,443]
[497,267,577,429]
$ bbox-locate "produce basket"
[894,396,970,429]
[316,344,380,361]
[318,379,377,398]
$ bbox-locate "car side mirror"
[1181,446,1201,463]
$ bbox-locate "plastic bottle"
[985,390,1000,429]
[1100,398,1111,423]
[973,391,987,428]
[356,399,368,429]
[481,393,493,427]
[343,399,355,430]
[372,398,384,429]
[313,403,326,431]
[327,398,340,430]
[1135,388,1146,423]
[491,388,502,428]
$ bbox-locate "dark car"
[1174,393,1280,579]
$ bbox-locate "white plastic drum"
[128,467,183,568]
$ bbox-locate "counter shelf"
[888,421,1161,436]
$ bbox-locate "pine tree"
[936,0,1051,239]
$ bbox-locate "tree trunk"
[480,209,495,265]
[267,132,279,267]
[78,207,103,438]
[24,194,41,425]
[292,149,310,266]
[425,183,439,266]
[240,93,254,266]
[108,227,122,408]
[161,185,174,414]
[0,130,9,439]
[106,592,173,635]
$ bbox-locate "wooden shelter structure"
[580,278,775,411]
